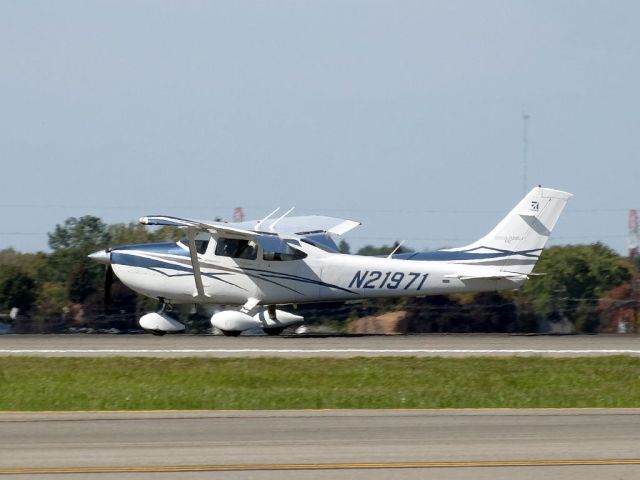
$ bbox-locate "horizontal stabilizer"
[444,272,529,281]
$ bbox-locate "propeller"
[104,263,114,314]
[88,247,114,315]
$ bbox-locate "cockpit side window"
[215,238,258,260]
[179,237,210,254]
[263,248,307,262]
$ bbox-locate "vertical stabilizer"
[447,187,572,274]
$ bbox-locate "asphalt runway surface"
[0,409,639,480]
[0,333,639,357]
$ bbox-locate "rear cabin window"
[215,238,258,260]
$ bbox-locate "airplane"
[89,186,572,336]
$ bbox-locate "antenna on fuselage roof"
[269,207,295,233]
[387,240,405,259]
[255,207,280,231]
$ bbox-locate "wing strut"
[186,227,206,298]
[255,208,280,231]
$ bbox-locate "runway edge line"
[2,459,640,475]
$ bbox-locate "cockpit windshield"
[178,237,210,254]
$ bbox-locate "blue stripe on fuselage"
[393,247,541,262]
[111,251,193,273]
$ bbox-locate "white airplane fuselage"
[110,239,525,306]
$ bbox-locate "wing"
[139,215,253,237]
[232,215,361,237]
[140,215,294,253]
[139,214,361,252]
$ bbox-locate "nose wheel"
[151,301,171,335]
[158,299,173,313]
[139,299,185,335]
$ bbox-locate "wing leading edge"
[139,214,361,253]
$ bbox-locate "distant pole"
[522,111,529,195]
[629,209,639,333]
[630,209,638,259]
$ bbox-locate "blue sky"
[1,1,638,254]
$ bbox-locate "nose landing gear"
[139,300,185,335]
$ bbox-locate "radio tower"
[630,209,638,259]
[233,207,245,223]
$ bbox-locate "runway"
[0,409,639,479]
[0,333,639,357]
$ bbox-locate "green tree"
[37,249,81,284]
[0,266,36,313]
[338,239,350,254]
[357,242,413,256]
[517,243,632,332]
[43,216,111,303]
[49,216,110,253]
[68,257,101,303]
[0,248,46,277]
[32,282,69,332]
[107,222,181,246]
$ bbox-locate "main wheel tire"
[220,329,242,337]
[263,327,285,336]
[150,330,166,336]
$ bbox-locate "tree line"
[0,215,638,334]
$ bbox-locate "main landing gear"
[263,327,286,336]
[220,329,242,337]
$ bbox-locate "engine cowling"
[139,312,185,332]
[211,310,261,332]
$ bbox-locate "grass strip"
[1,356,639,411]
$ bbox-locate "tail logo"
[530,201,539,212]
[496,235,525,245]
